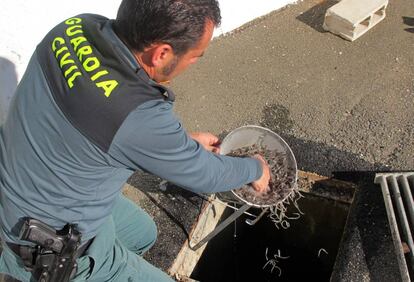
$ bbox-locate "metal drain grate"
[375,172,414,282]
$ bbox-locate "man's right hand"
[251,154,271,193]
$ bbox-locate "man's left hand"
[189,132,221,153]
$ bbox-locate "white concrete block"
[323,0,388,41]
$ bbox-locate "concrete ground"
[126,0,413,280]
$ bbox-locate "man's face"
[161,56,179,77]
[157,20,215,82]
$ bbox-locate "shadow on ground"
[259,103,388,176]
[296,0,340,32]
[403,16,414,33]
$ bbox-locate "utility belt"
[6,218,92,282]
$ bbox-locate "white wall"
[0,0,295,123]
[214,0,297,37]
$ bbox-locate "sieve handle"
[189,204,251,251]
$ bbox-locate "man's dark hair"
[114,0,221,55]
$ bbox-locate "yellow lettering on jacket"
[52,37,65,52]
[91,70,109,82]
[67,72,82,88]
[59,52,75,68]
[52,39,82,88]
[65,17,82,25]
[50,18,120,96]
[66,25,83,37]
[83,57,100,72]
[96,80,119,98]
[76,46,92,62]
[70,36,87,52]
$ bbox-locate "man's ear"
[151,44,174,68]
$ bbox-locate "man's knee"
[112,195,159,254]
[130,215,158,255]
[143,218,157,250]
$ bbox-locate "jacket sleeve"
[108,100,262,193]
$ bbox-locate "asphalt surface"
[127,0,413,280]
[171,0,413,174]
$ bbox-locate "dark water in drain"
[191,193,350,282]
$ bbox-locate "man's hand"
[189,132,221,153]
[251,155,271,193]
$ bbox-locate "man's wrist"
[250,157,263,182]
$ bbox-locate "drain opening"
[190,193,350,281]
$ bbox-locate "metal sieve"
[219,125,298,208]
[190,125,298,250]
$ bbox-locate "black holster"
[16,218,83,282]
